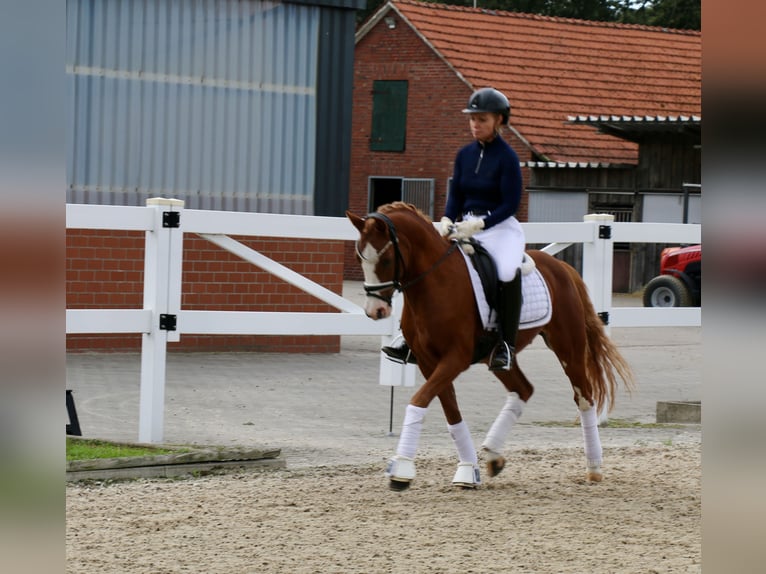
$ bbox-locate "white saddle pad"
[460,250,552,331]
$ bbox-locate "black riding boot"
[381,337,417,365]
[488,271,523,371]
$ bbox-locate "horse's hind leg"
[578,404,603,482]
[481,367,534,478]
[545,328,604,482]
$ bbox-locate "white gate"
[66,199,700,443]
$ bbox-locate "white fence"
[66,199,701,443]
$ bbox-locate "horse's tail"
[567,265,637,413]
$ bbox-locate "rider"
[382,87,525,371]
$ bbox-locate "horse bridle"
[356,212,459,305]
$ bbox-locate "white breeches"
[465,215,525,282]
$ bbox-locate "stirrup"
[381,337,417,365]
[488,341,513,371]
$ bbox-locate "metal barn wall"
[527,190,588,222]
[66,0,321,214]
[643,193,701,224]
[313,6,358,216]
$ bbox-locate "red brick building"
[66,229,345,353]
[347,1,701,286]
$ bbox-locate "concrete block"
[656,400,701,424]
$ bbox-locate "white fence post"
[138,198,184,443]
[581,214,615,335]
[581,213,614,424]
[378,292,417,387]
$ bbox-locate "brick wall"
[67,229,344,353]
[346,16,532,280]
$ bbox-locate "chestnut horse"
[347,202,635,490]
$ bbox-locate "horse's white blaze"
[360,243,391,319]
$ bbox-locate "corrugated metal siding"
[527,189,588,222]
[313,7,357,216]
[66,0,319,214]
[402,178,434,218]
[643,193,701,224]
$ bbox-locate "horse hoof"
[389,479,411,491]
[452,462,481,489]
[486,457,506,478]
[587,471,603,482]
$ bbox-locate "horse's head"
[346,209,401,320]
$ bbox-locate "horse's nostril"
[377,309,385,319]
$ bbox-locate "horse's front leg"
[385,360,466,491]
[438,384,481,489]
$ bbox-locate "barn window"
[370,80,408,152]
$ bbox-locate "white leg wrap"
[448,420,477,465]
[579,406,603,470]
[396,404,428,459]
[482,392,526,454]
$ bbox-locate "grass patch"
[533,418,684,429]
[66,438,185,461]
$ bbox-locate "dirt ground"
[66,442,700,574]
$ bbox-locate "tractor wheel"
[643,275,693,307]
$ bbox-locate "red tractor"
[642,244,701,307]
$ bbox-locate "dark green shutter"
[370,80,408,152]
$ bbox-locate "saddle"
[457,239,551,332]
[462,238,499,312]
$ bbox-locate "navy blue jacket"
[444,136,522,230]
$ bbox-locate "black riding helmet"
[462,87,511,126]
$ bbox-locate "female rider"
[383,87,525,371]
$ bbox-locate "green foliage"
[66,438,180,461]
[355,0,700,30]
[644,0,700,30]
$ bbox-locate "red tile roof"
[367,1,701,164]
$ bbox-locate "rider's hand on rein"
[451,218,485,240]
[439,217,454,237]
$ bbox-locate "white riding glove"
[439,217,454,237]
[451,218,485,240]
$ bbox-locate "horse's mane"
[377,202,434,226]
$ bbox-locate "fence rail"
[66,200,701,443]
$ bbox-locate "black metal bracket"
[66,390,82,436]
[598,225,612,239]
[163,211,181,228]
[159,314,177,331]
[598,311,610,325]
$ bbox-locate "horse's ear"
[346,210,365,233]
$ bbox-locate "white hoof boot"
[452,462,481,489]
[385,455,416,488]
